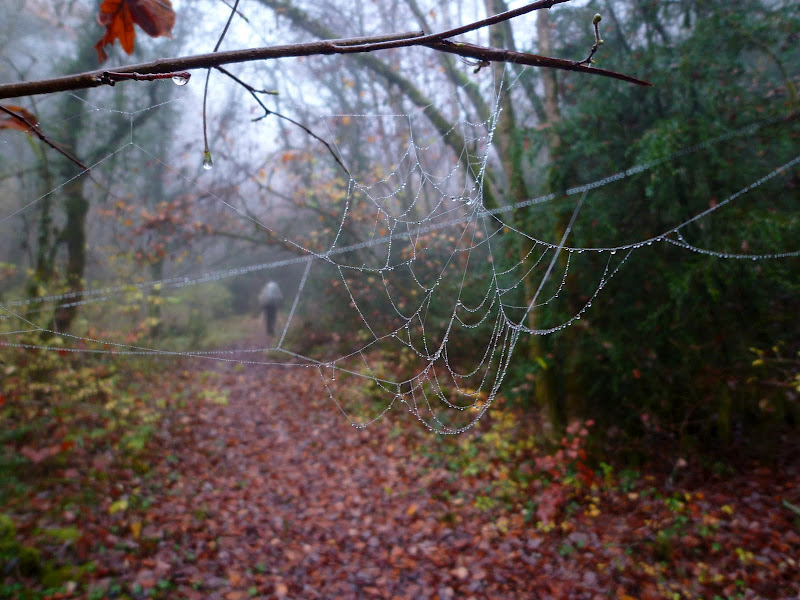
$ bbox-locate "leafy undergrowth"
[2,356,799,599]
[0,347,186,599]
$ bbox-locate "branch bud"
[593,13,602,25]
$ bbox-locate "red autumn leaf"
[0,105,38,132]
[94,0,176,63]
[19,445,61,464]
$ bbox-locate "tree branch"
[0,3,650,101]
[214,66,350,175]
[426,40,650,87]
[0,32,423,100]
[0,105,89,170]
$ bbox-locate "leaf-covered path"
[72,359,798,600]
[6,355,795,599]
[96,362,525,599]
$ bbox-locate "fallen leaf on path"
[108,498,128,514]
[130,521,142,538]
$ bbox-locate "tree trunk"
[54,179,89,332]
[537,11,561,151]
[28,150,57,302]
[476,1,561,436]
[531,9,569,434]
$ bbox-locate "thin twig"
[0,105,89,171]
[271,112,350,177]
[572,14,604,66]
[331,0,573,51]
[95,70,191,85]
[202,70,212,168]
[214,0,241,51]
[203,0,241,168]
[218,0,249,24]
[214,67,349,175]
[215,67,278,96]
[214,66,277,119]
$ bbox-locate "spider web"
[0,67,798,434]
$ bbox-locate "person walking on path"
[259,280,283,336]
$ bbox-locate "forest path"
[82,357,800,600]
[101,360,536,600]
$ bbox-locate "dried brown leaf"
[95,0,176,63]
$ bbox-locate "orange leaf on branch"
[95,0,176,63]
